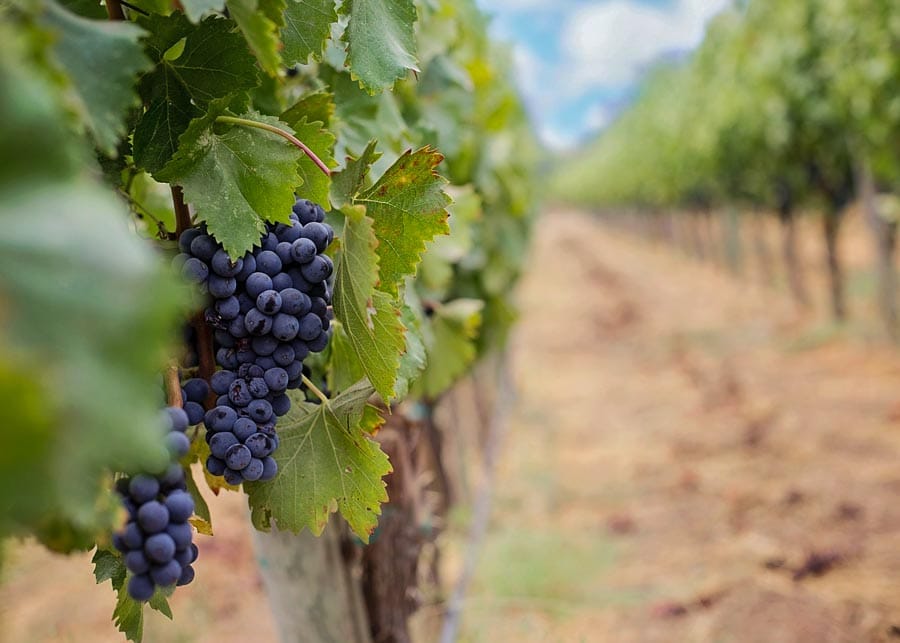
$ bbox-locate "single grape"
[205,406,237,432]
[245,433,270,458]
[164,491,194,522]
[298,313,323,341]
[166,522,193,550]
[300,222,330,253]
[279,288,310,316]
[137,501,170,534]
[179,228,203,253]
[145,532,176,563]
[210,249,243,278]
[208,275,237,298]
[272,314,300,341]
[190,234,218,261]
[256,289,282,314]
[129,475,160,504]
[271,393,291,417]
[291,238,317,264]
[264,367,289,393]
[206,455,227,476]
[233,417,257,442]
[225,444,252,471]
[181,258,209,284]
[165,431,191,458]
[128,574,156,602]
[246,272,274,298]
[247,399,273,423]
[256,250,283,276]
[125,550,150,574]
[215,296,241,320]
[260,457,278,481]
[177,565,196,586]
[210,432,240,459]
[151,559,183,587]
[242,458,265,481]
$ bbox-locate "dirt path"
[5,208,900,642]
[456,209,900,642]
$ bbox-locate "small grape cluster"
[176,198,334,484]
[113,406,198,601]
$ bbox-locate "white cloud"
[585,103,614,131]
[539,125,579,151]
[560,0,729,93]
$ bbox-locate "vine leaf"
[330,140,380,208]
[41,2,152,155]
[416,299,483,398]
[226,0,284,75]
[332,206,406,401]
[279,116,336,206]
[282,90,336,128]
[394,303,427,400]
[157,109,301,257]
[282,0,338,66]
[341,0,419,93]
[245,379,391,541]
[180,0,225,21]
[357,147,451,295]
[134,15,259,175]
[92,548,172,643]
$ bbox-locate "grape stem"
[105,0,125,20]
[171,186,192,237]
[300,374,329,404]
[165,363,183,408]
[215,116,332,178]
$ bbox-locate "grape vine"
[0,0,536,639]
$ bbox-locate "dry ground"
[4,208,900,643]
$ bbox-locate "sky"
[476,0,731,150]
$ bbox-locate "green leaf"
[281,90,336,128]
[279,116,336,206]
[180,0,225,21]
[245,380,391,541]
[393,302,427,400]
[282,0,338,65]
[93,547,172,642]
[227,0,283,75]
[134,15,259,174]
[330,140,380,208]
[332,206,406,400]
[0,183,186,529]
[41,1,152,155]
[357,147,451,294]
[416,299,483,398]
[157,109,301,257]
[341,0,419,93]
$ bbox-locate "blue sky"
[476,0,730,149]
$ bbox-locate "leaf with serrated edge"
[41,2,152,155]
[332,206,406,400]
[93,547,172,642]
[227,0,283,75]
[281,91,335,128]
[245,380,391,540]
[280,116,336,206]
[330,140,380,208]
[356,147,450,295]
[341,0,419,93]
[157,110,300,257]
[134,16,259,174]
[282,0,338,65]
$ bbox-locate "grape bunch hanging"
[178,198,335,484]
[112,402,200,601]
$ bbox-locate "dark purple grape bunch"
[176,197,335,484]
[112,406,199,601]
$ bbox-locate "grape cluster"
[112,406,198,601]
[176,198,334,484]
